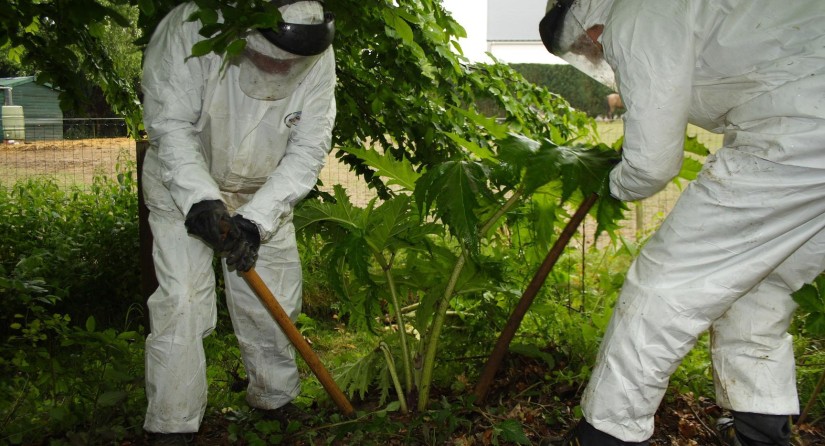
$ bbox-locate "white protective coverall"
[140,2,336,433]
[570,0,825,442]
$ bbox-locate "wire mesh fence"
[0,118,723,245]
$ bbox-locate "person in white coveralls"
[140,1,335,443]
[538,0,825,445]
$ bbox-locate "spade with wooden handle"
[241,267,355,416]
[218,218,354,415]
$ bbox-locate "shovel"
[241,266,355,416]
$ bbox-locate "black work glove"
[224,214,261,272]
[184,200,232,251]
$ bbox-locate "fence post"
[136,140,158,300]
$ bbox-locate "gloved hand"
[224,214,261,272]
[184,200,231,251]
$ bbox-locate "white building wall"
[442,0,565,64]
[488,42,565,64]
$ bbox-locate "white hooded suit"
[140,2,336,433]
[565,0,825,442]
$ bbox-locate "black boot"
[717,411,791,446]
[557,419,649,446]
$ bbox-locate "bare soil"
[0,137,136,187]
[124,353,825,445]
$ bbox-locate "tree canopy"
[1,0,597,189]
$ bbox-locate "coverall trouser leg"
[582,149,825,442]
[223,220,303,410]
[144,212,217,433]
[144,211,303,432]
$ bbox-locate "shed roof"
[0,76,37,88]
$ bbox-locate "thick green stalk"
[416,189,524,411]
[374,253,413,393]
[417,253,467,411]
[378,342,409,413]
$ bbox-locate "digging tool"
[242,267,355,416]
[473,193,599,404]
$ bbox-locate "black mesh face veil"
[259,0,335,56]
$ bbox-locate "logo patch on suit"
[284,111,302,128]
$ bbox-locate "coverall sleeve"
[237,50,337,240]
[141,3,223,216]
[603,0,695,202]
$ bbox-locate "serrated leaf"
[495,419,530,445]
[340,146,421,191]
[524,140,620,199]
[684,135,711,156]
[294,185,368,231]
[792,283,821,312]
[367,195,416,250]
[678,157,704,181]
[385,400,401,412]
[451,106,509,140]
[792,279,825,336]
[446,132,496,162]
[88,22,106,39]
[805,314,825,336]
[594,193,626,235]
[415,161,486,255]
[497,133,540,168]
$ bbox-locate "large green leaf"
[414,161,489,255]
[340,146,422,192]
[367,195,419,251]
[294,185,369,232]
[792,276,825,336]
[678,157,704,181]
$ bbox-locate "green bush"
[510,64,615,118]
[0,169,146,444]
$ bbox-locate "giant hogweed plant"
[294,112,627,412]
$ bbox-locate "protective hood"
[539,0,616,89]
[239,1,332,100]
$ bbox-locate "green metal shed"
[0,76,63,141]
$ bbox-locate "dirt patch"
[0,138,136,187]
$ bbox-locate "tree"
[0,0,144,132]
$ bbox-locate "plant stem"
[378,342,408,413]
[418,252,467,411]
[374,253,413,393]
[797,367,825,425]
[417,189,524,411]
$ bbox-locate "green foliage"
[793,275,825,336]
[509,64,616,117]
[0,168,146,444]
[297,129,625,411]
[0,0,143,131]
[792,274,825,424]
[0,166,142,331]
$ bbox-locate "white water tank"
[2,105,25,141]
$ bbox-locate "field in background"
[0,121,723,244]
